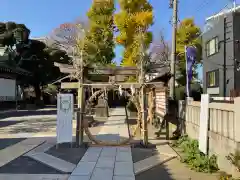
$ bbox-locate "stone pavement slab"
[96,108,129,142]
[27,152,76,173]
[116,151,132,162]
[113,176,135,180]
[71,161,96,176]
[69,146,135,180]
[100,147,117,157]
[134,153,176,175]
[68,108,135,180]
[25,140,56,156]
[91,167,113,180]
[80,147,101,162]
[0,138,45,167]
[0,174,69,180]
[68,175,90,180]
[114,161,135,176]
[96,156,115,168]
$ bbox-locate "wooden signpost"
[61,82,79,89]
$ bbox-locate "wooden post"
[140,34,148,146]
[79,87,84,146]
[78,56,85,146]
[104,87,109,117]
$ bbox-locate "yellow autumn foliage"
[176,18,202,69]
[114,0,153,66]
[133,11,153,27]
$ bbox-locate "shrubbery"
[172,135,219,173]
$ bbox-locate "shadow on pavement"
[0,137,26,150]
[0,117,56,134]
[135,163,174,180]
[0,109,57,119]
[131,139,175,180]
[46,142,88,165]
[0,156,64,174]
[0,120,25,128]
[94,133,127,142]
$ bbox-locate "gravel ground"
[0,156,64,174]
[0,138,26,150]
[46,142,88,165]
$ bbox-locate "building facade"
[202,7,240,97]
[0,47,30,102]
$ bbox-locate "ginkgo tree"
[114,0,153,66]
[176,18,202,86]
[85,0,115,65]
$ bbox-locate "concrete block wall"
[179,98,240,177]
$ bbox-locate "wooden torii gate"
[54,62,166,146]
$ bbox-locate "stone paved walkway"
[95,108,129,142]
[0,174,69,180]
[69,108,135,180]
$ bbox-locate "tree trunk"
[33,84,43,107]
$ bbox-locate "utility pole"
[169,0,178,99]
[223,17,226,98]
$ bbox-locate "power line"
[194,0,215,15]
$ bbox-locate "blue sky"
[1,0,239,79]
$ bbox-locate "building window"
[207,69,219,87]
[206,37,219,56]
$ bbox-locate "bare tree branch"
[46,19,90,79]
[148,31,171,73]
[47,19,89,54]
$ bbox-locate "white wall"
[0,78,16,101]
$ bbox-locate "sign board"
[57,94,73,144]
[198,94,209,154]
[61,82,79,89]
[155,89,167,117]
[0,78,16,101]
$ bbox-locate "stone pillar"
[178,100,186,134]
[95,98,109,117]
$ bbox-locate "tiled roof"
[0,63,31,76]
